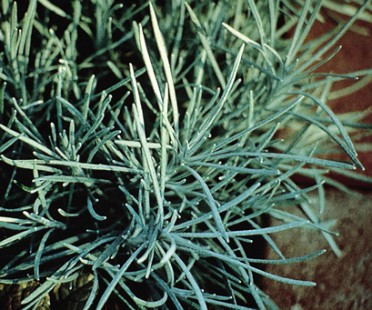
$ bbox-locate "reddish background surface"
[309,13,372,188]
[260,10,372,309]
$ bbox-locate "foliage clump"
[0,0,371,309]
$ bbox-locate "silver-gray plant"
[0,0,371,309]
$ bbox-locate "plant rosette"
[0,1,371,309]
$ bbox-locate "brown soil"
[260,190,372,309]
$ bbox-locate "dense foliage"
[0,0,370,309]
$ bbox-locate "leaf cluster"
[0,0,371,309]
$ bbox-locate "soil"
[260,190,372,310]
